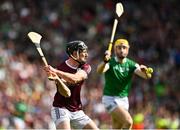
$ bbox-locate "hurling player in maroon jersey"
[44,41,99,130]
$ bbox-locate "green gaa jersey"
[103,57,138,97]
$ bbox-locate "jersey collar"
[115,56,127,63]
[65,60,78,69]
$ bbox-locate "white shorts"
[102,96,129,113]
[51,107,91,129]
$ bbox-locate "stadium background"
[0,0,179,129]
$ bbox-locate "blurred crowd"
[0,0,179,129]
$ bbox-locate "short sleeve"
[128,59,138,73]
[81,64,91,74]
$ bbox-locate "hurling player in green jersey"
[97,39,153,129]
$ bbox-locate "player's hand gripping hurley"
[28,31,71,97]
[27,32,54,80]
[108,3,124,53]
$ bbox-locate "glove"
[146,67,153,74]
[145,67,153,78]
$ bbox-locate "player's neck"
[67,58,79,68]
[115,56,126,63]
[119,58,124,63]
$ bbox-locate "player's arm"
[97,62,109,74]
[44,65,88,84]
[56,69,87,84]
[97,50,111,74]
[134,64,153,79]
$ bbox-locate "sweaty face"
[72,49,88,64]
[114,43,129,59]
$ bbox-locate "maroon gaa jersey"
[53,60,91,112]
